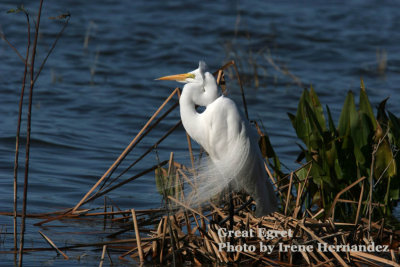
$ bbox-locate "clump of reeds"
[6,159,398,266]
[1,61,396,266]
[1,4,399,264]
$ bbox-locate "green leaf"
[324,140,337,167]
[338,91,357,150]
[296,89,310,121]
[291,89,314,148]
[304,101,324,149]
[154,167,180,198]
[310,162,332,187]
[334,158,343,179]
[295,165,309,181]
[351,113,373,166]
[259,135,273,158]
[305,101,324,137]
[288,112,296,129]
[374,139,396,180]
[326,105,337,135]
[389,180,399,200]
[377,98,389,127]
[388,111,400,146]
[338,91,355,136]
[309,85,326,131]
[359,79,377,131]
[155,167,166,196]
[288,83,400,219]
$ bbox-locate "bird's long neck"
[179,87,203,144]
[179,73,219,148]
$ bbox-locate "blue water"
[1,0,400,265]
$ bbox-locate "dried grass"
[1,61,399,266]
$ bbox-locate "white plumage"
[158,61,277,217]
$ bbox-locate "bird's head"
[157,61,219,106]
[156,61,207,84]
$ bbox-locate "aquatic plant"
[1,57,398,265]
[2,2,70,266]
[288,81,399,221]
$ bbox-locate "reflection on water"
[0,0,399,265]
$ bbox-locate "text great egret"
[157,61,277,217]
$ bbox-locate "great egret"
[157,61,277,217]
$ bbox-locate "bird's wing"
[200,96,246,160]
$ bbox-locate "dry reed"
[1,59,398,266]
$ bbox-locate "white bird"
[157,61,277,217]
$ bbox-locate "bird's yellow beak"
[156,73,195,82]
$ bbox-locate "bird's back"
[193,96,278,216]
[200,96,246,160]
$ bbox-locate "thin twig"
[369,145,377,236]
[131,209,144,264]
[38,231,68,259]
[355,181,365,225]
[167,196,209,222]
[34,162,168,226]
[13,9,30,260]
[19,1,43,266]
[84,161,169,205]
[284,172,293,215]
[99,245,106,267]
[374,136,397,187]
[33,14,70,83]
[99,100,180,191]
[0,31,25,64]
[327,176,366,220]
[72,88,179,213]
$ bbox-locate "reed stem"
[13,10,30,263]
[18,1,43,266]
